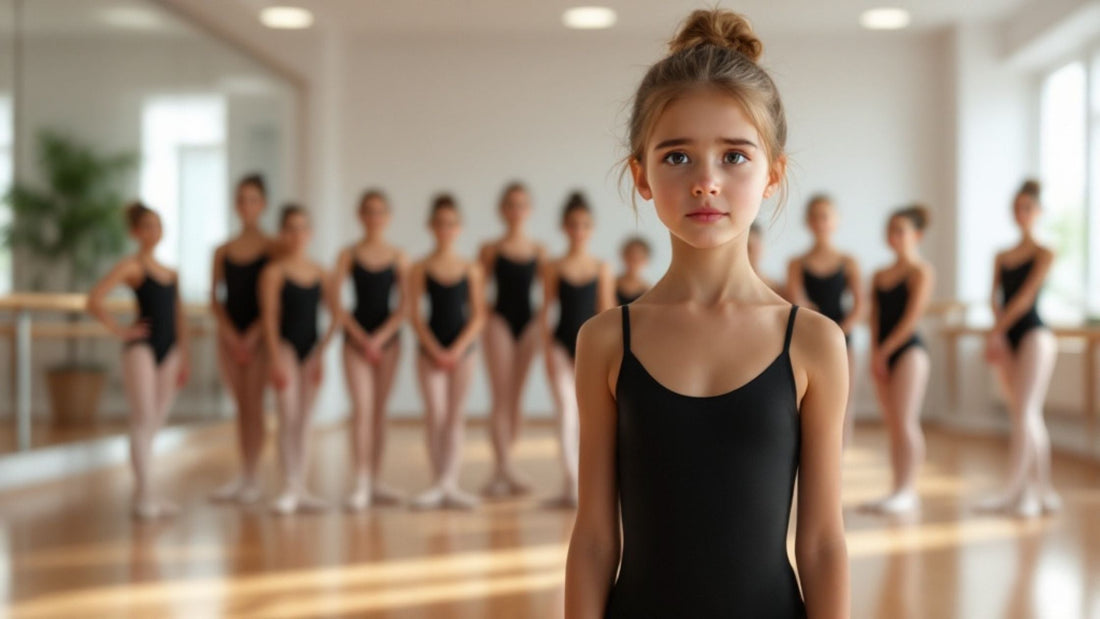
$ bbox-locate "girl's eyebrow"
[654,137,759,149]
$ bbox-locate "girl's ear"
[763,155,787,199]
[630,158,653,201]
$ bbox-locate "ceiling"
[231,0,1033,36]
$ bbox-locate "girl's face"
[236,184,266,225]
[359,196,390,233]
[563,209,593,245]
[430,206,461,245]
[1013,194,1040,231]
[281,213,312,252]
[632,89,783,250]
[807,200,837,239]
[130,212,162,248]
[886,215,921,254]
[500,189,532,227]
[622,244,649,272]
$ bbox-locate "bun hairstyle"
[1017,179,1041,201]
[280,203,307,228]
[125,201,155,229]
[621,235,652,257]
[429,193,459,220]
[238,173,267,199]
[892,204,931,232]
[561,190,591,224]
[358,188,389,213]
[624,9,787,209]
[499,181,528,208]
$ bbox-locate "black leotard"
[280,279,321,361]
[876,275,923,371]
[426,274,469,348]
[606,304,805,618]
[223,253,267,333]
[553,277,597,359]
[615,286,644,306]
[493,254,536,339]
[803,265,850,345]
[1000,258,1044,353]
[351,259,397,347]
[128,271,178,366]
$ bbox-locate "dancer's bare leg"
[482,314,516,495]
[545,343,579,507]
[871,348,930,514]
[212,337,266,502]
[369,340,403,504]
[271,344,306,514]
[343,344,377,510]
[122,345,174,519]
[1011,329,1059,516]
[504,321,540,493]
[441,351,479,509]
[293,352,325,511]
[978,350,1028,511]
[413,352,449,509]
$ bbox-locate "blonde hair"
[623,9,788,211]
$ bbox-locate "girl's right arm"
[208,244,239,343]
[86,258,143,340]
[564,310,622,618]
[407,262,442,359]
[330,248,363,341]
[258,263,285,387]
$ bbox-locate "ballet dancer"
[330,189,409,510]
[614,236,652,305]
[540,191,615,509]
[979,180,1061,517]
[209,174,274,503]
[408,194,487,509]
[786,194,865,445]
[862,205,934,515]
[87,202,190,520]
[564,10,849,616]
[259,205,337,514]
[478,182,547,497]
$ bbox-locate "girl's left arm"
[792,311,850,619]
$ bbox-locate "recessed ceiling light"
[860,8,911,30]
[260,6,314,30]
[101,6,164,30]
[563,6,617,30]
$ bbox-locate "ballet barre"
[0,293,213,452]
[940,323,1100,437]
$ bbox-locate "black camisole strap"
[621,304,631,355]
[784,305,799,354]
[622,303,798,358]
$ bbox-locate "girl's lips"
[686,210,728,223]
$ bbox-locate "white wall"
[305,30,954,420]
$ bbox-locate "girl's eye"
[662,151,690,165]
[724,152,748,165]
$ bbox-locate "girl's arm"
[868,273,881,358]
[407,262,442,356]
[449,262,488,354]
[597,261,616,314]
[371,250,410,345]
[477,241,497,305]
[330,248,364,340]
[792,312,850,619]
[564,311,622,618]
[878,265,935,358]
[989,252,1004,323]
[316,265,340,354]
[992,248,1053,334]
[259,263,284,366]
[839,256,865,334]
[86,258,142,340]
[208,244,238,340]
[786,257,808,307]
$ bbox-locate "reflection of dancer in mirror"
[786,194,864,447]
[260,205,337,515]
[565,10,849,616]
[409,194,487,510]
[748,222,785,296]
[614,236,652,305]
[862,206,934,515]
[330,189,409,511]
[87,203,190,520]
[478,182,546,498]
[541,192,614,509]
[979,180,1061,517]
[210,174,274,504]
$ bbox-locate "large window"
[1039,61,1088,323]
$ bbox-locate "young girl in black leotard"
[210,174,275,504]
[87,203,191,520]
[541,192,614,509]
[863,205,935,515]
[565,10,849,617]
[330,189,409,510]
[409,194,487,510]
[477,182,547,498]
[614,236,651,305]
[259,205,337,515]
[786,194,865,446]
[979,180,1061,517]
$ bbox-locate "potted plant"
[1,130,136,425]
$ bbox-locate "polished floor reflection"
[2,421,1099,618]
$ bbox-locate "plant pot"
[46,367,106,427]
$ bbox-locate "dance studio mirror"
[0,0,299,454]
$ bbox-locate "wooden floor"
[3,421,1100,618]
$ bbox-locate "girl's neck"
[239,223,264,237]
[503,224,526,243]
[363,228,385,245]
[136,247,157,261]
[811,237,835,254]
[432,244,457,259]
[566,243,589,259]
[895,247,920,266]
[1019,229,1036,247]
[662,232,766,305]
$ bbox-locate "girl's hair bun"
[669,9,763,62]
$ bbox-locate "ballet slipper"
[410,486,446,510]
[443,487,480,510]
